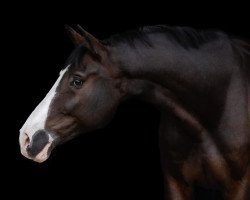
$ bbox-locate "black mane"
[65,25,250,71]
[103,25,226,49]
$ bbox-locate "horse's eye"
[71,78,83,89]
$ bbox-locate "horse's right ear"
[65,25,84,46]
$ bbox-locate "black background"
[3,3,250,199]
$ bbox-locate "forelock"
[64,45,89,70]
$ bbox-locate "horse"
[19,24,250,199]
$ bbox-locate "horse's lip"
[32,141,53,163]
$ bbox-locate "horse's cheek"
[64,96,81,113]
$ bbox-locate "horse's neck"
[109,38,242,132]
[110,39,188,86]
[110,39,250,169]
[110,42,206,132]
[110,39,211,106]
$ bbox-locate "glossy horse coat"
[19,25,250,199]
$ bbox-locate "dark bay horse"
[19,25,250,199]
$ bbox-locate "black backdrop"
[4,4,250,200]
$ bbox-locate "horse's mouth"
[20,141,53,163]
[33,142,53,163]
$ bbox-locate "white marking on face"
[19,66,69,161]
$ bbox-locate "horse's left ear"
[76,24,106,56]
[65,25,85,46]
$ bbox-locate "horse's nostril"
[26,145,31,153]
[20,133,32,158]
[26,144,34,157]
[26,144,34,158]
[24,133,30,146]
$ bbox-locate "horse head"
[19,25,123,162]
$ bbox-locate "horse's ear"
[76,24,105,55]
[65,25,85,46]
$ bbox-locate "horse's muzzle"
[20,129,55,163]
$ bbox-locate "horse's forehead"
[60,67,69,75]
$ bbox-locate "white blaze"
[19,66,69,162]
